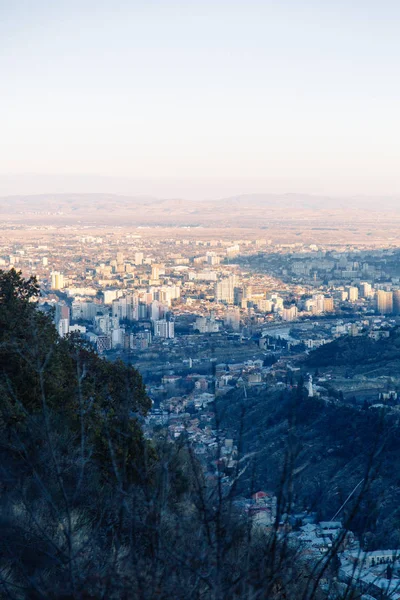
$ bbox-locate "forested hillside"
[218,382,400,549]
[307,330,400,368]
[4,269,399,598]
[0,269,324,600]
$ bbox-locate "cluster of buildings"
[52,285,178,352]
[338,550,400,599]
[5,226,400,599]
[7,228,400,361]
[6,228,400,414]
[291,521,400,599]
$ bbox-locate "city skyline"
[4,3,400,596]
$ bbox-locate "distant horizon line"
[2,190,400,201]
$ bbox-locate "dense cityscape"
[3,1,400,597]
[3,214,400,598]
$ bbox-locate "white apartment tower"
[134,252,144,266]
[215,275,237,304]
[347,286,359,302]
[282,305,298,322]
[154,319,175,339]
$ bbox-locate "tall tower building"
[346,286,359,302]
[151,264,161,281]
[282,305,298,322]
[312,294,325,314]
[150,300,161,321]
[376,290,393,315]
[153,319,175,339]
[126,293,139,321]
[359,282,372,298]
[55,302,70,337]
[55,302,70,323]
[393,290,400,315]
[206,252,220,266]
[243,285,252,300]
[323,297,334,312]
[51,271,64,290]
[215,275,237,304]
[57,319,70,338]
[115,252,125,274]
[134,252,144,266]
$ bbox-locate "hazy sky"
[1,0,400,199]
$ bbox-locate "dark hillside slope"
[0,270,326,599]
[306,329,400,369]
[218,385,400,549]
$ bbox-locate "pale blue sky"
[1,0,400,198]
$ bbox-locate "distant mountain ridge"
[1,192,399,210]
[1,192,399,229]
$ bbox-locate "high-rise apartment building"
[126,294,139,321]
[57,318,69,338]
[323,297,334,312]
[393,290,400,315]
[134,252,144,266]
[206,252,220,266]
[234,287,244,306]
[215,275,237,304]
[103,289,124,304]
[111,327,125,349]
[257,299,273,313]
[55,302,70,337]
[150,300,161,321]
[359,282,372,298]
[153,319,175,339]
[195,315,220,333]
[51,271,64,290]
[112,296,128,320]
[376,290,393,314]
[226,244,240,258]
[71,300,98,321]
[151,264,161,281]
[282,305,298,322]
[55,302,70,323]
[314,294,325,314]
[346,286,359,302]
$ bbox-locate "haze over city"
[3,3,400,599]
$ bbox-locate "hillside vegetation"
[4,269,398,598]
[0,269,324,600]
[306,330,400,368]
[218,382,400,549]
